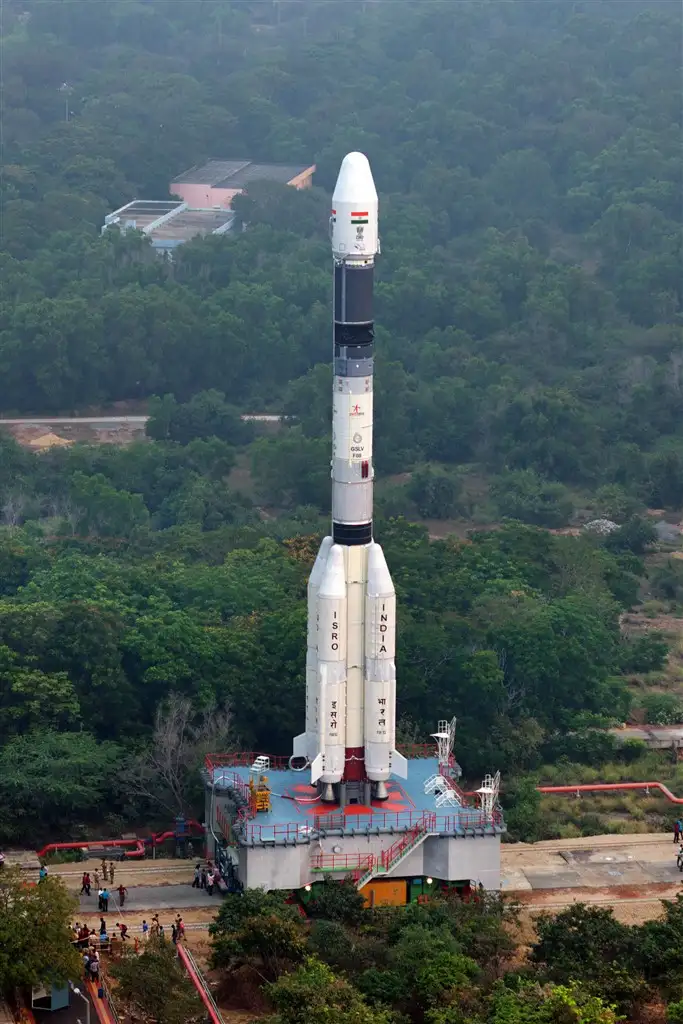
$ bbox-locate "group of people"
[80,857,119,894]
[73,914,186,953]
[80,871,128,911]
[144,913,186,944]
[191,860,221,895]
[74,919,140,976]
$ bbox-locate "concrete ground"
[500,832,682,892]
[501,833,682,926]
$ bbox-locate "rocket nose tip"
[333,152,377,202]
[341,151,371,168]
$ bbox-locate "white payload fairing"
[292,153,407,804]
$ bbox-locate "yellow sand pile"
[28,432,73,450]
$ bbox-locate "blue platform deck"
[211,759,503,844]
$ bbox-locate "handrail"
[312,852,375,871]
[206,752,291,771]
[177,944,224,1024]
[537,781,683,804]
[85,979,118,1024]
[438,762,468,805]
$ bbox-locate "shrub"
[641,693,683,726]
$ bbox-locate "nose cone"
[332,152,378,205]
[331,152,379,259]
[320,544,347,600]
[366,542,394,598]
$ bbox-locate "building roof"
[103,200,234,249]
[172,158,313,189]
[105,200,183,231]
[150,208,235,242]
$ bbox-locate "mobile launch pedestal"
[204,154,504,904]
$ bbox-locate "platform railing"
[205,752,291,772]
[232,807,501,845]
[312,852,376,872]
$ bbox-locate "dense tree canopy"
[0,0,680,510]
[207,887,683,1022]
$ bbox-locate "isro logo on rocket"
[350,403,362,415]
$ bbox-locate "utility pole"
[59,82,73,122]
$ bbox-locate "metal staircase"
[355,812,435,889]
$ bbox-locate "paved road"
[77,883,219,916]
[0,414,282,425]
[0,416,148,425]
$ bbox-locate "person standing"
[39,865,48,882]
[200,867,207,889]
[206,870,214,896]
[101,857,107,882]
[97,887,104,912]
[89,954,100,983]
[101,887,109,913]
[176,917,185,942]
[674,819,682,843]
[94,869,100,889]
[109,861,116,886]
[141,919,149,942]
[117,884,128,908]
[171,923,178,945]
[192,864,201,888]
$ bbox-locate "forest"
[0,0,682,846]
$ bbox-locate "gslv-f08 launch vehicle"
[292,153,407,804]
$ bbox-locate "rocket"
[292,153,407,804]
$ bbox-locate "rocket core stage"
[292,153,407,805]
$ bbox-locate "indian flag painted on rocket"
[351,210,369,224]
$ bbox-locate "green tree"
[408,465,462,518]
[210,889,307,982]
[490,470,574,528]
[530,904,643,1010]
[0,867,81,1000]
[69,471,150,538]
[0,644,80,741]
[251,428,330,510]
[0,730,124,845]
[306,877,366,926]
[637,895,683,1000]
[110,938,203,1024]
[146,390,252,446]
[266,956,392,1024]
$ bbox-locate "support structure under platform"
[204,751,505,899]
